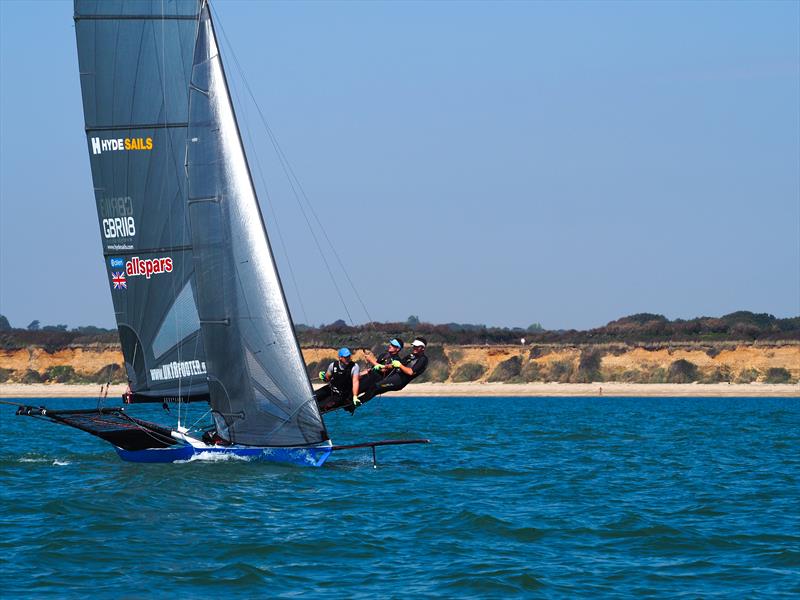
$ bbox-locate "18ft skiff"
[14,0,427,466]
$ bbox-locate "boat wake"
[18,457,71,466]
[178,451,255,464]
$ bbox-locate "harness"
[330,360,355,395]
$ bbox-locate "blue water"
[1,396,798,598]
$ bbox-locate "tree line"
[0,311,797,352]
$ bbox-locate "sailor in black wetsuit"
[314,348,361,414]
[361,337,404,383]
[357,337,428,405]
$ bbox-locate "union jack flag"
[111,271,127,290]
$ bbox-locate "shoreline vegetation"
[1,382,798,399]
[1,312,798,391]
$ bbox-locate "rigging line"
[130,340,139,393]
[115,411,179,446]
[210,4,357,327]
[234,61,371,324]
[226,52,310,326]
[275,143,374,325]
[208,10,372,326]
[188,408,213,431]
[264,120,356,326]
[159,1,184,413]
[96,365,115,410]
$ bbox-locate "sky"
[0,0,798,331]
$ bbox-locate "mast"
[74,0,209,403]
[186,2,327,446]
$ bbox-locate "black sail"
[186,4,327,446]
[74,0,209,401]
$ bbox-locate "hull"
[115,443,333,466]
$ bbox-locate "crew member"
[314,347,361,413]
[357,337,429,405]
[361,338,404,379]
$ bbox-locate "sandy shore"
[0,382,797,399]
[396,382,800,397]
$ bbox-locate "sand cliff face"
[0,342,797,385]
[0,345,123,381]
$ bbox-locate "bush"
[21,369,43,384]
[488,356,522,382]
[306,357,336,380]
[447,349,464,363]
[410,345,449,383]
[764,368,791,384]
[621,369,643,383]
[520,361,542,382]
[92,364,126,384]
[0,367,12,383]
[667,359,698,383]
[452,362,486,382]
[548,360,573,383]
[44,365,77,383]
[604,368,638,382]
[574,349,604,382]
[735,368,759,384]
[701,366,732,383]
[528,346,544,360]
[414,360,449,383]
[648,368,668,383]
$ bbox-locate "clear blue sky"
[1,0,798,330]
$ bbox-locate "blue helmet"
[338,347,351,358]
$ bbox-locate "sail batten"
[76,15,200,21]
[87,122,190,132]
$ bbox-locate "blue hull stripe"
[115,444,332,467]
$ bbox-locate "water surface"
[1,396,798,597]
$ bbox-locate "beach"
[1,381,797,399]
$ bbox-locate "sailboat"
[14,0,426,467]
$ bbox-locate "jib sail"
[186,4,327,446]
[74,0,208,402]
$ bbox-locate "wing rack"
[15,405,179,451]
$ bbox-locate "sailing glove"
[391,360,402,368]
[353,397,362,407]
[318,371,326,381]
[373,364,384,371]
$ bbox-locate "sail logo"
[111,272,127,290]
[103,216,136,239]
[100,196,136,241]
[109,257,125,269]
[125,256,173,279]
[90,137,153,155]
[150,360,207,382]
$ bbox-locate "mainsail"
[186,4,327,446]
[75,0,208,402]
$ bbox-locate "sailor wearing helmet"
[314,347,361,413]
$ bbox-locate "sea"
[1,396,798,598]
